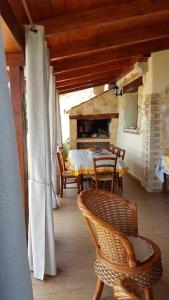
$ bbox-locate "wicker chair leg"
[144,288,154,300]
[92,278,104,300]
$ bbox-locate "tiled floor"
[32,175,169,300]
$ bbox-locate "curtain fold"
[0,25,33,299]
[49,67,60,208]
[26,25,56,280]
[56,89,63,148]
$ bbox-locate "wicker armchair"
[77,190,162,300]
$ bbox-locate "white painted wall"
[151,50,169,93]
[116,95,143,181]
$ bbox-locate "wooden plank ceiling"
[2,0,169,94]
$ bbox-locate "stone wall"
[68,89,119,149]
[160,88,169,155]
[68,89,118,116]
[141,94,161,191]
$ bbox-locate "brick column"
[141,93,161,191]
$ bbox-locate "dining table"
[67,149,129,193]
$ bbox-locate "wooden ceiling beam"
[58,83,106,95]
[51,37,169,73]
[54,56,141,81]
[56,68,129,88]
[0,2,25,50]
[52,55,140,74]
[38,1,169,37]
[49,17,169,60]
[57,77,118,93]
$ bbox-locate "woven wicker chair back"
[80,190,137,236]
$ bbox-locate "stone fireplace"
[68,90,119,149]
[77,119,110,138]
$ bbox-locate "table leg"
[77,175,81,194]
[162,173,167,193]
[80,174,83,191]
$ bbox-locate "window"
[124,92,138,130]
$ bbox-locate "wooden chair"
[57,151,80,197]
[77,190,162,300]
[91,156,117,193]
[109,146,126,190]
[109,144,116,152]
[59,146,68,171]
[109,145,126,160]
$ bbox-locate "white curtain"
[56,89,62,148]
[0,25,33,299]
[49,67,60,208]
[26,25,56,280]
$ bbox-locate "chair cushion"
[128,236,154,263]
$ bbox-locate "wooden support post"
[9,66,28,227]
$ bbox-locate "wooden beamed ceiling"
[56,68,131,88]
[3,1,169,94]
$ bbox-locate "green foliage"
[63,140,70,158]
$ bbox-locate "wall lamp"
[112,84,123,97]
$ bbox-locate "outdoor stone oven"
[67,90,119,149]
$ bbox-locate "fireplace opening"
[77,119,110,138]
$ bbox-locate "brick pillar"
[141,93,161,191]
